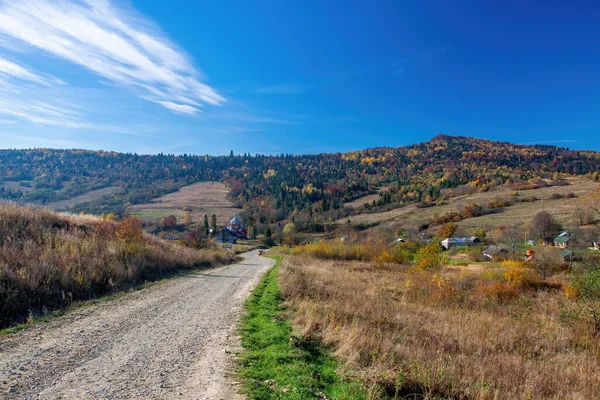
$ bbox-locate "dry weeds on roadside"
[279,255,600,399]
[0,204,235,328]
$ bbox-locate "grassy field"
[45,186,120,211]
[279,254,600,399]
[127,181,237,225]
[339,178,600,235]
[238,256,366,400]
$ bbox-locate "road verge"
[238,256,365,399]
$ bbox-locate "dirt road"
[0,251,274,399]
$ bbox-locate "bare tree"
[496,224,523,257]
[531,247,562,280]
[530,211,560,239]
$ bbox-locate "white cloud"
[155,101,201,116]
[0,56,59,86]
[0,0,224,117]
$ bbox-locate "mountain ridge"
[1,135,598,228]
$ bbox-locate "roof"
[483,245,509,257]
[230,213,242,225]
[560,249,574,258]
[442,237,480,245]
[554,235,570,244]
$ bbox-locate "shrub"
[475,281,520,303]
[415,242,445,271]
[503,260,527,286]
[436,222,457,238]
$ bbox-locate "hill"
[0,204,235,329]
[1,135,599,235]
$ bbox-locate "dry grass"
[0,203,235,329]
[45,186,119,211]
[279,255,600,399]
[127,181,237,225]
[345,189,385,209]
[339,178,600,234]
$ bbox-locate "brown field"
[127,181,237,226]
[344,188,384,209]
[339,178,600,234]
[279,254,600,399]
[46,186,119,211]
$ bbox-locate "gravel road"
[0,251,274,399]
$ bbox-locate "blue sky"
[0,0,599,155]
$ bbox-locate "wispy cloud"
[0,0,224,116]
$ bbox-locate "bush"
[436,222,457,238]
[415,242,445,271]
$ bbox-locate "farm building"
[482,245,509,260]
[560,249,575,262]
[553,232,571,248]
[441,237,480,250]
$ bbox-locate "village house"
[482,245,509,260]
[553,232,571,248]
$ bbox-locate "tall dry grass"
[0,203,235,328]
[279,255,600,399]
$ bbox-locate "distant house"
[542,237,554,246]
[214,228,238,244]
[524,249,535,263]
[560,249,581,263]
[441,237,480,250]
[554,232,571,248]
[227,213,248,239]
[214,213,249,244]
[483,245,509,260]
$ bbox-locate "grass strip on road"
[238,256,365,400]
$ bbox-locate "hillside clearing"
[128,181,237,225]
[45,186,120,211]
[344,189,384,209]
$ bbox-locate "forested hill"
[1,135,599,221]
